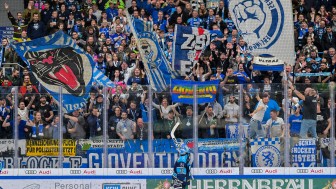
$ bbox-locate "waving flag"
[127,12,178,92]
[229,0,295,65]
[173,25,222,76]
[12,31,113,112]
[132,18,153,34]
[137,32,179,92]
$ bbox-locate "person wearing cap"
[66,12,76,34]
[161,109,180,139]
[116,110,136,141]
[248,93,269,139]
[95,53,107,74]
[289,104,302,137]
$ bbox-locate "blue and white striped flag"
[93,67,115,87]
[137,32,179,92]
[229,0,295,66]
[12,31,114,112]
[132,18,153,34]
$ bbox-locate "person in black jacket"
[27,13,46,39]
[4,3,30,41]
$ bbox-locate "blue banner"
[132,18,153,34]
[0,138,241,168]
[137,32,178,92]
[12,31,111,112]
[172,25,222,76]
[291,139,317,167]
[171,79,219,104]
[225,123,250,139]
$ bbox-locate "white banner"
[229,0,295,65]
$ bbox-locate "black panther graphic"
[24,47,88,96]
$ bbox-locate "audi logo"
[70,170,82,174]
[25,170,37,174]
[161,169,173,174]
[116,170,128,174]
[251,169,263,173]
[205,169,218,174]
[297,169,308,173]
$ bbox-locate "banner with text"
[26,139,76,156]
[172,25,222,75]
[291,139,316,167]
[171,79,220,104]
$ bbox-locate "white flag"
[229,0,295,65]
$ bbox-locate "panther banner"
[171,79,220,104]
[250,137,281,167]
[172,25,222,76]
[12,31,113,112]
[229,0,295,65]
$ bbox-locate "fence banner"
[26,139,76,156]
[225,123,250,139]
[250,137,281,167]
[171,79,220,104]
[291,139,317,167]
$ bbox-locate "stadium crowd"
[0,0,335,141]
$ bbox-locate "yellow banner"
[26,139,76,156]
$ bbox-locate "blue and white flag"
[250,137,281,167]
[253,55,284,71]
[138,32,178,92]
[93,67,115,87]
[229,0,295,65]
[173,25,222,76]
[132,18,153,34]
[291,139,317,167]
[12,31,113,112]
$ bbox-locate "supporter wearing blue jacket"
[106,2,118,20]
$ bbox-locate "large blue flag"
[172,25,222,76]
[132,18,153,34]
[12,31,113,112]
[137,32,179,92]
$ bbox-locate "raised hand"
[231,0,266,38]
